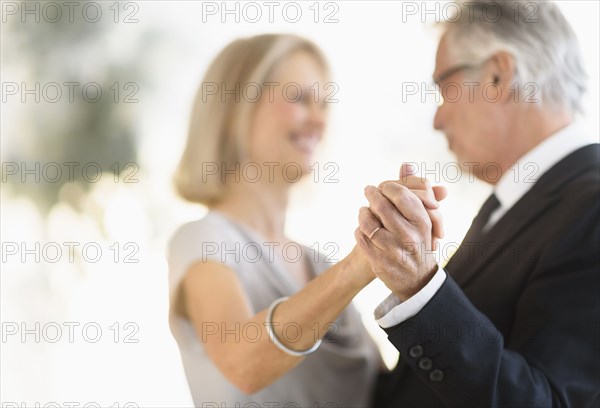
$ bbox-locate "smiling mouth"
[290,132,320,153]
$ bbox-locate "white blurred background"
[1,1,598,406]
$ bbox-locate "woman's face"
[247,51,327,181]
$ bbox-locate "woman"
[167,34,381,406]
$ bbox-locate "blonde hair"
[174,34,329,206]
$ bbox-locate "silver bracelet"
[265,296,322,357]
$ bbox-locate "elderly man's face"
[432,34,507,182]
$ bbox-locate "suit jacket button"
[429,369,444,382]
[408,345,423,358]
[418,357,433,371]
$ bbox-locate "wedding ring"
[368,227,381,240]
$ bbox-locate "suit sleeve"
[383,201,600,407]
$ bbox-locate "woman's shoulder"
[166,211,250,289]
[166,211,243,266]
[169,211,233,245]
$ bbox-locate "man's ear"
[488,51,516,104]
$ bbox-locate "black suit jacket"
[375,144,600,407]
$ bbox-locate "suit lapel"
[446,144,599,287]
[447,192,559,287]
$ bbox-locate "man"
[356,1,600,406]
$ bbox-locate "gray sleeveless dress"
[167,211,379,407]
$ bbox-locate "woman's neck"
[212,182,289,242]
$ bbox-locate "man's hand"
[378,163,447,250]
[354,164,446,301]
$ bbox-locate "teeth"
[291,133,319,152]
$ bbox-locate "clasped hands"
[354,163,448,301]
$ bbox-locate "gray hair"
[439,0,587,114]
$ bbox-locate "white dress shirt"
[375,121,596,328]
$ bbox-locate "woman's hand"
[344,244,377,287]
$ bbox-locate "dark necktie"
[462,193,501,244]
[445,193,501,278]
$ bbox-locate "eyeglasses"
[432,61,487,106]
[433,63,481,86]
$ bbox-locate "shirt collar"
[494,121,594,211]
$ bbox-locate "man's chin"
[455,157,482,179]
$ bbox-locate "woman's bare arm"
[181,247,373,394]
